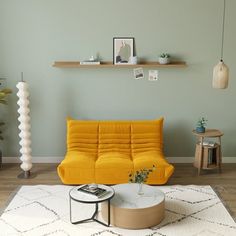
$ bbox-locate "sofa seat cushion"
[57,151,96,184]
[95,152,133,184]
[133,151,174,184]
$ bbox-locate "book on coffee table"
[77,185,108,198]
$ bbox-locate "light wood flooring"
[0,163,235,219]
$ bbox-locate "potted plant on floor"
[196,117,207,133]
[0,79,12,168]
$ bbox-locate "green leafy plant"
[129,165,156,183]
[196,117,207,128]
[0,80,12,140]
[159,53,170,58]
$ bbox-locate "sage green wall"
[0,0,235,159]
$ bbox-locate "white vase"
[138,182,144,195]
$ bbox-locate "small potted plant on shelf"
[129,165,156,195]
[158,53,170,64]
[196,117,207,133]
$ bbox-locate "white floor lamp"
[16,73,35,178]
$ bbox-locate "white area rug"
[0,185,235,236]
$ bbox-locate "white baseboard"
[2,156,62,164]
[2,156,236,163]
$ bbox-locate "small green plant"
[196,117,207,128]
[159,53,170,58]
[0,88,12,105]
[0,80,12,140]
[129,165,156,183]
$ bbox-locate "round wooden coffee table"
[101,183,165,229]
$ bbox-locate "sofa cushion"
[67,119,98,154]
[98,122,131,155]
[95,152,133,184]
[131,118,163,156]
[57,151,96,184]
[133,151,174,184]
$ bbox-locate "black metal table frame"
[69,188,114,227]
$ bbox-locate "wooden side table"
[192,129,223,175]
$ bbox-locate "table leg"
[108,199,111,226]
[91,203,98,219]
[93,201,111,227]
[198,137,204,175]
[218,137,222,173]
[69,196,72,223]
[70,200,110,227]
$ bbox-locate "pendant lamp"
[212,0,229,89]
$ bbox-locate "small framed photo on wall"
[113,37,134,64]
[133,67,144,79]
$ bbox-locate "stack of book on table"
[202,141,216,147]
[207,148,217,165]
[77,185,108,198]
[200,141,218,166]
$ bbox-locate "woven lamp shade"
[212,60,229,89]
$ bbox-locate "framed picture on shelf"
[113,37,134,64]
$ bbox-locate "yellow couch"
[57,117,174,185]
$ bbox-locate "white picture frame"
[113,37,134,65]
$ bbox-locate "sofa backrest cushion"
[67,119,98,154]
[131,118,164,156]
[67,117,164,157]
[98,122,131,156]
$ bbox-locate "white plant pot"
[158,57,170,64]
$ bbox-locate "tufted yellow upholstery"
[57,118,174,184]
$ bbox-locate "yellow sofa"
[57,117,174,185]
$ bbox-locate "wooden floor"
[0,163,235,219]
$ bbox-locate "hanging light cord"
[220,0,226,61]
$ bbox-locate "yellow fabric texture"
[57,118,174,184]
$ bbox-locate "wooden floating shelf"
[53,61,187,68]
